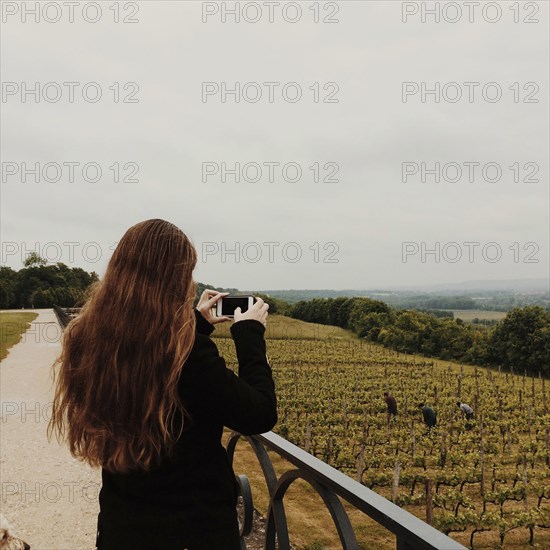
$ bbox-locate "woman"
[47,219,277,549]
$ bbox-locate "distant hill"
[245,280,549,310]
[252,278,548,297]
[199,278,549,311]
[390,278,549,293]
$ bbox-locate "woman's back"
[97,311,277,550]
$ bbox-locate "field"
[0,311,39,361]
[450,311,508,323]
[214,315,550,549]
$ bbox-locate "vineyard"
[213,315,550,549]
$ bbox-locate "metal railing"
[52,304,79,328]
[227,431,467,550]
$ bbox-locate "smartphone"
[216,295,256,318]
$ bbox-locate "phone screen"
[220,296,252,316]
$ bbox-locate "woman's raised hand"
[234,297,269,327]
[195,290,231,325]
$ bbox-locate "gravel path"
[0,309,100,549]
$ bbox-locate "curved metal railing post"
[265,469,360,550]
[227,431,290,549]
[226,431,468,550]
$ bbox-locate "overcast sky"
[1,0,548,290]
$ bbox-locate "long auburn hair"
[47,219,198,473]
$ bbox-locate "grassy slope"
[212,314,357,341]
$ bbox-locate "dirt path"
[0,309,100,550]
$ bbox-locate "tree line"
[0,253,99,309]
[2,255,548,376]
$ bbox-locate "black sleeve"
[193,320,277,435]
[194,308,215,336]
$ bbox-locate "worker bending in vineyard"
[383,392,398,427]
[418,403,437,430]
[456,401,474,420]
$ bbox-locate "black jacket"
[96,310,277,550]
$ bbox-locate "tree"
[351,311,393,340]
[2,261,99,308]
[488,306,550,376]
[347,298,391,337]
[23,252,47,267]
[0,266,17,308]
[253,293,279,314]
